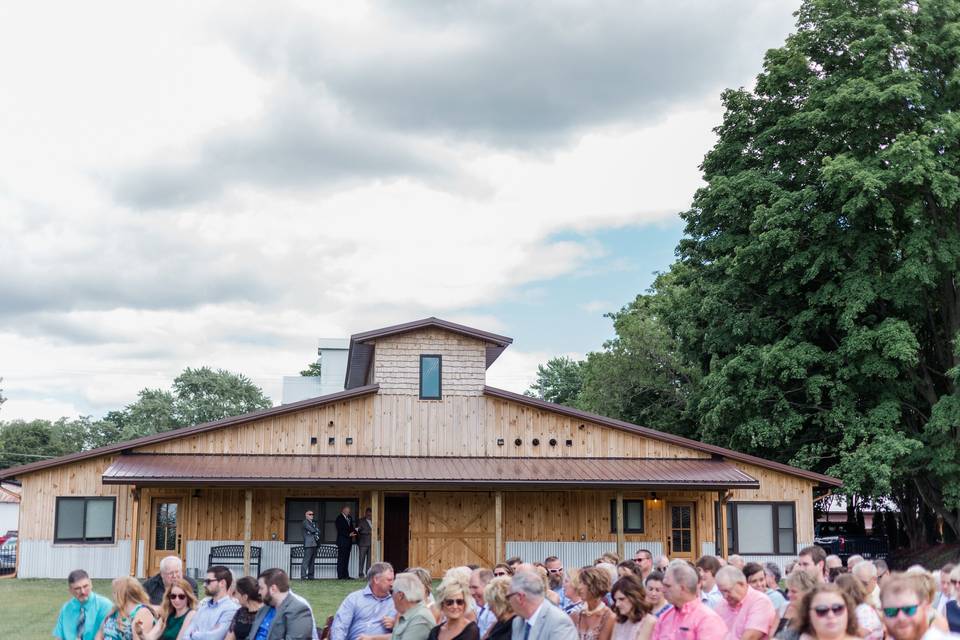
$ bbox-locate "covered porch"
[102,453,760,577]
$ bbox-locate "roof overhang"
[345,317,513,389]
[102,454,761,489]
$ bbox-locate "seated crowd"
[52,545,960,640]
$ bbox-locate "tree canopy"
[529,0,960,541]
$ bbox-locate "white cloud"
[0,1,801,418]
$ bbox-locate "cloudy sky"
[0,0,800,421]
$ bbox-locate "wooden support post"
[495,491,504,564]
[129,488,140,577]
[243,489,253,576]
[371,490,381,564]
[718,490,729,560]
[616,491,625,560]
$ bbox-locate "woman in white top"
[610,576,656,640]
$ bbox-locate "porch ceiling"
[102,454,760,489]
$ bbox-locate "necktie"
[523,621,531,640]
[76,604,86,640]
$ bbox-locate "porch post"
[495,491,504,564]
[243,489,253,575]
[615,491,625,560]
[129,488,140,577]
[718,490,729,560]
[371,490,381,564]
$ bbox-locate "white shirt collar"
[527,600,548,628]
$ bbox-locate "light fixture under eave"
[651,492,658,501]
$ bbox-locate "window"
[284,498,359,544]
[54,497,116,544]
[718,502,796,555]
[420,355,442,400]
[609,499,645,533]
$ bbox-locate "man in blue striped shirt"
[330,563,396,640]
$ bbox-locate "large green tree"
[655,0,960,533]
[525,356,584,406]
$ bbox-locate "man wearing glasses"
[544,556,571,610]
[880,576,953,640]
[633,549,654,582]
[182,566,240,640]
[143,555,199,605]
[507,571,577,640]
[302,509,320,580]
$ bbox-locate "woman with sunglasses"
[791,584,859,640]
[428,579,480,640]
[135,578,197,640]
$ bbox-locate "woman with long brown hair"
[136,578,197,640]
[97,576,156,640]
[610,576,655,640]
[790,584,860,640]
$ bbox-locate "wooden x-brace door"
[409,492,496,575]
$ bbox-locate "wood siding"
[138,394,711,460]
[372,330,487,397]
[409,491,496,575]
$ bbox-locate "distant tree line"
[0,367,272,470]
[527,0,960,549]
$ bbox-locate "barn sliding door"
[409,492,496,575]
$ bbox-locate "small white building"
[281,338,349,404]
[0,484,20,534]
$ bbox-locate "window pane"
[626,501,644,531]
[779,529,794,553]
[285,500,318,543]
[155,503,177,550]
[778,504,794,528]
[56,499,85,540]
[85,500,114,540]
[736,504,774,553]
[420,356,441,398]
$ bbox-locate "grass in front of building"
[0,577,366,640]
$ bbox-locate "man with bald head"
[142,556,198,605]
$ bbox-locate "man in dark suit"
[301,509,320,580]
[334,504,357,580]
[250,568,315,640]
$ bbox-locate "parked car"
[814,523,888,560]
[0,530,17,546]
[0,536,16,574]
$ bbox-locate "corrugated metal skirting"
[185,541,358,579]
[19,539,131,579]
[505,541,664,569]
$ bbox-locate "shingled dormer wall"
[371,328,487,396]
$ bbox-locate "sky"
[0,0,802,421]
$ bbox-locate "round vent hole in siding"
[532,438,540,446]
[514,438,522,446]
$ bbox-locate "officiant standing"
[334,504,357,579]
[301,509,320,580]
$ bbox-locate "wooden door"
[667,502,696,560]
[148,497,186,575]
[409,492,495,575]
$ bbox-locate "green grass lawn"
[0,578,366,640]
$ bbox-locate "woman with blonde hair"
[570,566,615,640]
[136,578,197,640]
[98,576,156,640]
[481,576,515,640]
[775,569,818,640]
[428,578,479,640]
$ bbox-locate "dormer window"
[420,355,442,399]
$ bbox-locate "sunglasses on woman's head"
[443,598,466,607]
[169,593,187,601]
[812,603,846,617]
[883,605,919,618]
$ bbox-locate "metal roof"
[102,454,760,489]
[345,317,513,389]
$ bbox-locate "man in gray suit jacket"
[357,508,373,578]
[301,510,320,580]
[509,571,577,640]
[249,569,315,640]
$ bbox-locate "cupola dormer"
[343,317,513,397]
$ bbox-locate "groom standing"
[334,504,357,579]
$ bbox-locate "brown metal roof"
[483,386,843,487]
[345,317,513,389]
[0,384,380,479]
[102,454,760,489]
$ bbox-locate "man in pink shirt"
[714,566,777,640]
[653,561,728,640]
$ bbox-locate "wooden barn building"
[0,318,841,579]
